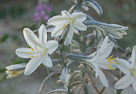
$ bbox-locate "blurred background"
[0,0,136,94]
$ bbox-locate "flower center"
[70,18,75,24]
[26,45,48,58]
[130,69,136,78]
[107,55,117,70]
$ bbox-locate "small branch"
[116,89,122,94]
[39,72,60,94]
[87,73,100,93]
[82,33,86,54]
[99,87,105,94]
[59,45,66,68]
[84,36,101,55]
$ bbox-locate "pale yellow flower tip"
[6,63,26,78]
[6,70,24,79]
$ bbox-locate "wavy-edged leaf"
[107,33,125,53]
[69,4,76,13]
[85,0,103,15]
[85,20,128,30]
[67,54,90,60]
[47,89,66,94]
[39,72,60,94]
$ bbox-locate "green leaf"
[85,0,103,15]
[0,34,9,43]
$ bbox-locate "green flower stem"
[0,73,7,83]
[116,89,122,94]
[70,70,87,85]
[87,72,100,93]
[46,68,56,89]
[59,46,66,68]
[76,0,82,11]
[82,33,86,54]
[67,86,72,94]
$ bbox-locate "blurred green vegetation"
[0,5,25,19]
[96,0,136,48]
[0,0,135,56]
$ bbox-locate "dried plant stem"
[87,73,100,93]
[84,36,101,55]
[99,87,105,94]
[116,90,122,94]
[70,70,87,85]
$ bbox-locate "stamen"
[10,71,18,76]
[35,45,37,49]
[26,52,32,54]
[30,46,34,51]
[107,55,117,70]
[29,56,34,58]
[107,55,113,59]
[61,24,67,30]
[107,64,115,70]
[109,62,117,64]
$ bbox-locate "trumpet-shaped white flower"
[86,20,128,39]
[68,36,116,87]
[6,63,26,78]
[48,10,87,46]
[16,25,58,76]
[115,46,136,91]
[84,36,116,87]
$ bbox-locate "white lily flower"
[6,63,26,78]
[16,25,58,76]
[84,36,116,87]
[48,10,87,46]
[115,46,136,91]
[86,20,128,39]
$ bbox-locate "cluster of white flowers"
[6,0,136,93]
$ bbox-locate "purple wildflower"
[33,0,52,22]
[45,4,52,12]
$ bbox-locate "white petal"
[98,69,109,87]
[64,25,74,46]
[99,43,114,59]
[46,26,55,32]
[100,36,109,50]
[51,26,64,37]
[74,28,79,35]
[81,5,89,11]
[115,74,132,89]
[42,54,53,67]
[24,55,43,76]
[61,10,71,18]
[74,12,86,22]
[46,40,58,55]
[16,48,39,58]
[75,21,87,31]
[93,63,99,78]
[48,15,69,26]
[39,24,47,47]
[23,28,42,49]
[97,59,109,69]
[107,31,123,39]
[132,77,136,92]
[131,46,136,68]
[116,59,131,74]
[6,63,26,71]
